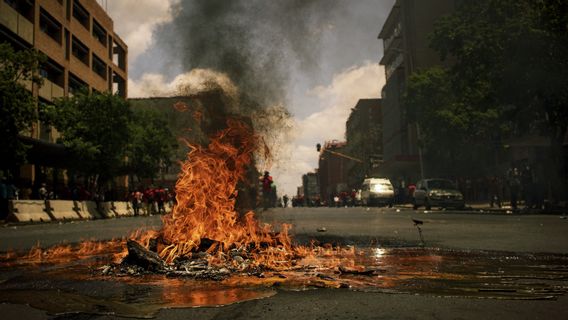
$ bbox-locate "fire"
[151,119,301,269]
[1,117,359,275]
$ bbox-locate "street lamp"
[316,143,363,163]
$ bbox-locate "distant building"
[302,171,320,206]
[345,98,383,187]
[318,140,349,204]
[378,0,455,184]
[1,0,127,191]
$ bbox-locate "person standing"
[156,186,166,214]
[282,194,289,208]
[521,163,534,209]
[488,176,502,208]
[131,189,142,216]
[261,171,273,210]
[39,183,49,200]
[508,167,521,210]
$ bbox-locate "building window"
[40,59,64,87]
[4,0,34,22]
[68,72,87,94]
[64,29,70,59]
[112,40,126,71]
[72,0,90,30]
[71,36,89,66]
[112,71,126,97]
[92,19,107,47]
[40,8,62,44]
[92,53,106,79]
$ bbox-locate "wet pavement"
[1,207,568,319]
[1,246,567,318]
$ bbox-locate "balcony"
[38,79,64,101]
[0,1,34,44]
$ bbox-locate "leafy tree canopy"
[405,0,567,176]
[0,43,45,170]
[46,90,131,184]
[127,108,176,181]
[429,0,567,141]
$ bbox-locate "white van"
[360,178,395,207]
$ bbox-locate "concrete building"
[301,171,320,206]
[1,0,128,106]
[318,140,349,205]
[378,0,455,184]
[345,98,383,187]
[1,0,127,191]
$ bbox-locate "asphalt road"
[259,207,568,253]
[1,207,568,319]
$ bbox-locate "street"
[1,207,568,319]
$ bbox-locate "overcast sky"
[105,0,395,196]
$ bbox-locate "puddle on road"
[1,247,568,318]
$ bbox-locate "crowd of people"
[129,186,175,216]
[0,175,176,218]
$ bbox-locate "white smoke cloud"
[128,69,238,99]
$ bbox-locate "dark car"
[413,179,465,210]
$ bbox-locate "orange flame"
[154,119,301,269]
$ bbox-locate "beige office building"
[0,0,127,188]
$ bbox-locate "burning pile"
[113,119,308,278]
[1,116,362,283]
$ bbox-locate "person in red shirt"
[261,171,273,210]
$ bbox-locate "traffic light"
[316,143,321,152]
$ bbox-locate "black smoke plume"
[150,0,344,109]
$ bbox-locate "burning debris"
[94,119,311,279]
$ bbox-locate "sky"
[104,0,395,196]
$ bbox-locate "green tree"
[405,67,500,176]
[0,43,45,170]
[47,90,131,186]
[405,0,567,190]
[430,0,567,140]
[127,108,176,182]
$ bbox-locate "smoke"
[125,0,390,194]
[149,0,344,109]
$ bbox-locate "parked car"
[413,179,465,210]
[360,178,395,207]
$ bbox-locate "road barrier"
[8,200,52,222]
[48,200,83,221]
[5,200,162,223]
[111,201,134,217]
